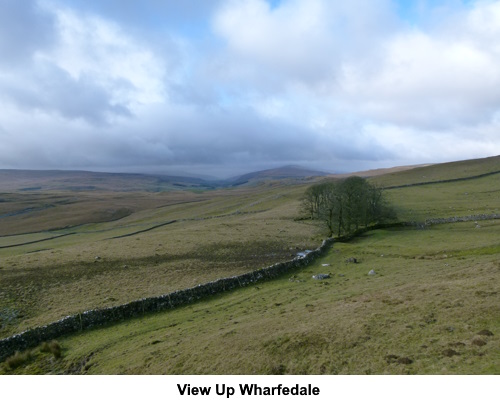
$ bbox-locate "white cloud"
[343,24,500,129]
[213,0,335,84]
[49,7,169,106]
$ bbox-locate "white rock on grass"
[312,274,331,280]
[368,269,376,276]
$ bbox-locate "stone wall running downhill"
[2,212,498,362]
[0,238,335,362]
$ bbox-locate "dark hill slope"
[229,165,329,186]
[0,170,214,192]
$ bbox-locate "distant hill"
[227,165,330,186]
[0,166,330,192]
[328,164,431,179]
[0,170,215,192]
[2,156,498,192]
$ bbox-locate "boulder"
[312,274,331,280]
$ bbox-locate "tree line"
[301,176,395,237]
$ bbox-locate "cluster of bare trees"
[301,176,395,237]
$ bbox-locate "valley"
[0,156,499,374]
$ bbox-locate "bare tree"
[302,176,395,237]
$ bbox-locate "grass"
[3,341,62,372]
[383,172,500,222]
[0,181,320,337]
[1,156,499,374]
[373,155,500,188]
[3,221,498,374]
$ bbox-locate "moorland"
[0,156,499,374]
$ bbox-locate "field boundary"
[382,169,500,189]
[2,212,499,362]
[0,233,76,249]
[0,238,334,362]
[407,213,500,226]
[107,220,177,239]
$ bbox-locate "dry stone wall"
[3,213,498,361]
[402,213,500,229]
[0,238,334,362]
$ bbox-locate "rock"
[346,257,358,263]
[477,329,494,336]
[471,336,487,346]
[94,256,101,260]
[312,274,331,280]
[321,263,330,267]
[368,269,376,276]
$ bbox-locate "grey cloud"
[0,0,56,66]
[0,63,132,124]
[109,105,394,172]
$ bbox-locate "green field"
[1,156,499,374]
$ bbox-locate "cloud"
[0,0,56,66]
[1,0,500,176]
[0,2,173,125]
[213,0,333,84]
[0,62,133,124]
[212,0,398,90]
[343,20,500,130]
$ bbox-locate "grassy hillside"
[3,220,498,374]
[0,170,216,192]
[384,172,500,222]
[1,156,499,374]
[0,181,320,338]
[372,155,500,188]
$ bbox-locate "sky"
[1,0,499,178]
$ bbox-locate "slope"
[1,155,499,374]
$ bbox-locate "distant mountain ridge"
[0,165,330,192]
[0,169,214,192]
[3,156,498,192]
